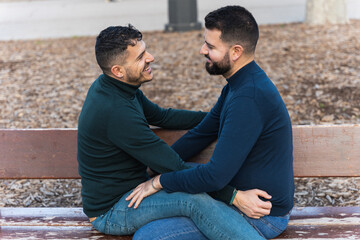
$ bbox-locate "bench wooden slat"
[0,208,130,239]
[2,225,358,240]
[1,207,360,239]
[278,225,360,239]
[0,129,78,179]
[0,226,132,240]
[292,125,360,177]
[279,207,360,239]
[0,208,88,227]
[1,125,359,179]
[287,206,360,220]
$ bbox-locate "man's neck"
[105,72,140,86]
[223,54,254,79]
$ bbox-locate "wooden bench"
[1,125,359,239]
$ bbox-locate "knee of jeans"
[105,221,136,236]
[91,214,107,233]
[255,215,290,239]
[106,208,136,234]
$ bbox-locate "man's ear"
[111,65,125,79]
[231,45,244,61]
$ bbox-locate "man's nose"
[146,52,155,62]
[200,43,208,55]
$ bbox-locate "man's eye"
[137,52,145,61]
[207,45,214,50]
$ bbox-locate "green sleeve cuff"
[207,185,235,204]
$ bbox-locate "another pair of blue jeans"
[90,190,264,240]
[133,210,290,240]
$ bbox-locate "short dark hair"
[95,24,142,72]
[205,6,259,54]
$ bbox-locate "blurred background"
[0,0,359,40]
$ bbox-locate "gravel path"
[0,21,359,207]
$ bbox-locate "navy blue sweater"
[161,61,294,216]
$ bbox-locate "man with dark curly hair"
[77,24,264,239]
[129,5,294,240]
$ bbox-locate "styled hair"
[95,24,142,72]
[205,6,259,54]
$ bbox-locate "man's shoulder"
[81,82,137,120]
[230,69,281,104]
[90,79,133,105]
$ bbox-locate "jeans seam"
[246,221,266,239]
[124,207,137,233]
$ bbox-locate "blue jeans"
[91,190,264,240]
[134,210,290,240]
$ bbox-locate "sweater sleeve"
[160,96,263,193]
[106,104,189,174]
[139,91,207,129]
[171,87,225,160]
[170,106,236,204]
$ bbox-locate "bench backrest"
[1,125,359,179]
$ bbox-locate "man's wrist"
[230,189,238,205]
[152,175,163,190]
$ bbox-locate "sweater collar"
[101,73,140,98]
[226,60,258,88]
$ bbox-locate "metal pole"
[165,0,202,32]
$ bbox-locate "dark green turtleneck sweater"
[77,74,212,217]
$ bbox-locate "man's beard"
[124,63,152,85]
[205,52,231,75]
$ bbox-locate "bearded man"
[128,6,295,240]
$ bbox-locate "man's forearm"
[156,109,207,130]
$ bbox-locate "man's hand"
[126,175,162,209]
[233,189,272,219]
